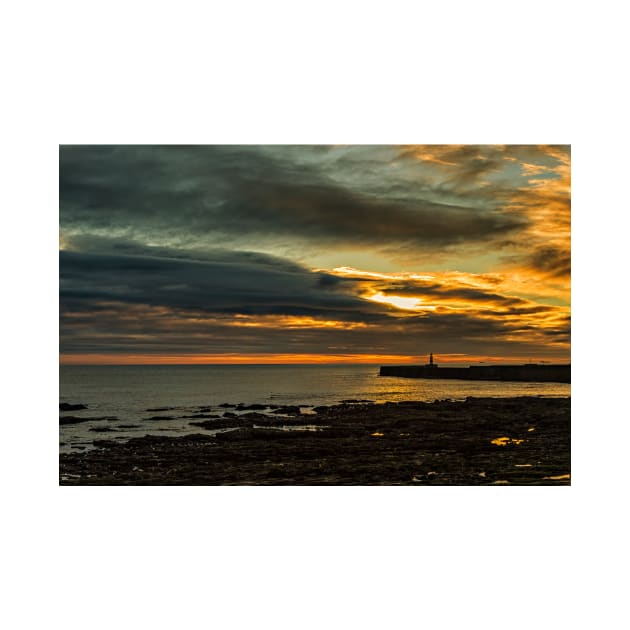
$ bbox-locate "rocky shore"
[59,396,570,485]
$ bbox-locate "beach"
[59,396,570,485]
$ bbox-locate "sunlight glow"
[367,291,436,311]
[231,315,368,330]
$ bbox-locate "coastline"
[59,396,570,485]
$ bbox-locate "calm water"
[59,364,570,453]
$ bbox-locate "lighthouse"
[425,353,438,368]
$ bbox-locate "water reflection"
[491,437,524,446]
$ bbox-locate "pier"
[379,360,570,383]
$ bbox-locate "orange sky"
[60,145,570,365]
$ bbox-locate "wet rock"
[189,419,218,429]
[236,403,268,411]
[144,415,174,420]
[218,403,236,408]
[60,397,570,486]
[92,439,117,448]
[89,426,116,433]
[222,411,237,418]
[60,402,88,411]
[270,406,302,416]
[60,415,117,424]
[214,427,255,441]
[340,399,374,404]
[312,406,330,414]
[60,416,91,425]
[146,407,174,412]
[241,412,270,420]
[180,413,220,419]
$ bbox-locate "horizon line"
[59,360,571,367]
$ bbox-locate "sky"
[59,145,570,365]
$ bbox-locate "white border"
[5,1,626,629]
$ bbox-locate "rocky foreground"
[59,396,570,485]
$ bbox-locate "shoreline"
[59,396,570,486]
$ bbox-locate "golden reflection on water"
[371,432,384,437]
[528,427,535,432]
[543,473,570,480]
[491,437,524,446]
[514,463,533,467]
[491,437,510,446]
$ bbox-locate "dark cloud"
[59,145,526,253]
[60,247,371,319]
[527,246,571,278]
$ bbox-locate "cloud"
[60,247,370,319]
[59,145,527,258]
[525,245,571,278]
[59,145,570,362]
[60,242,570,360]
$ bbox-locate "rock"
[60,402,87,411]
[146,407,174,412]
[60,415,117,424]
[144,415,174,420]
[180,413,220,419]
[60,397,570,486]
[89,426,116,433]
[60,416,91,425]
[92,439,117,448]
[340,399,374,404]
[218,403,236,408]
[270,406,302,415]
[236,403,268,411]
[222,411,237,418]
[189,419,221,429]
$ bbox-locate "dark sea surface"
[59,364,571,454]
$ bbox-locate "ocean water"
[59,364,571,454]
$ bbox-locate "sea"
[59,364,571,454]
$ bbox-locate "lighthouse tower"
[425,353,438,368]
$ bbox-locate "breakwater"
[379,364,570,383]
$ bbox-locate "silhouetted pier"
[379,363,570,383]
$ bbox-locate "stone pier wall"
[379,364,570,383]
